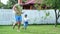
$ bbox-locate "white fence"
[0,9,60,25]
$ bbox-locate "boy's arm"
[27,18,30,21]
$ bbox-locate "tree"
[42,0,60,27]
[6,0,18,9]
[0,2,5,8]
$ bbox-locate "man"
[12,3,23,32]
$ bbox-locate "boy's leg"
[25,22,28,30]
[26,23,28,29]
[24,22,27,30]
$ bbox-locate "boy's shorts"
[24,21,28,27]
[15,15,22,22]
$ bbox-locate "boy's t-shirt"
[24,17,29,22]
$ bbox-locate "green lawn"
[0,25,60,34]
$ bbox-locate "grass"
[0,25,60,34]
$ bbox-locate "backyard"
[0,25,60,34]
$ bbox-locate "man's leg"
[13,22,17,29]
[13,15,18,29]
[18,21,21,30]
[17,21,21,32]
[17,16,22,32]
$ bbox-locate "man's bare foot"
[17,30,20,32]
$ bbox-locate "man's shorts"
[15,15,22,22]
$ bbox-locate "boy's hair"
[25,14,27,17]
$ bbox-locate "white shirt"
[24,17,29,22]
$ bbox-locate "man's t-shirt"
[13,4,23,16]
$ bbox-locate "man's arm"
[21,11,25,14]
[13,5,20,13]
[13,5,16,11]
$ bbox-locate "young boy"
[12,4,23,32]
[24,14,29,30]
